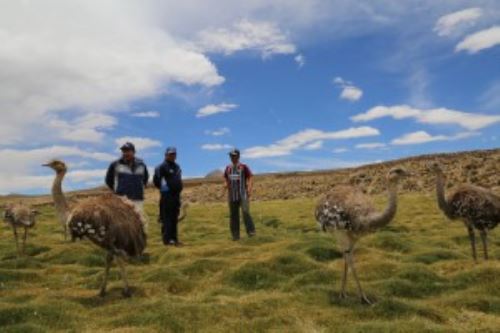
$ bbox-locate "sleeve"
[223,166,229,180]
[143,164,149,186]
[105,162,115,190]
[153,166,161,189]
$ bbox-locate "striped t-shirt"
[224,163,252,202]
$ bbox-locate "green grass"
[1,194,500,332]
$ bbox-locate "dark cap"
[120,142,135,152]
[165,146,177,155]
[229,148,240,157]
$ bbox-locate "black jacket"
[153,160,183,196]
[105,158,149,201]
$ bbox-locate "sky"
[0,0,499,194]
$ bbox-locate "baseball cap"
[120,142,135,152]
[165,147,177,154]
[229,148,240,157]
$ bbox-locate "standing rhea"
[43,160,147,297]
[428,162,500,261]
[315,167,409,304]
[2,203,38,255]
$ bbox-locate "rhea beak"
[42,163,50,167]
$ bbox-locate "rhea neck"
[435,170,453,219]
[364,180,399,230]
[51,169,69,219]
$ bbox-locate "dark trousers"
[159,193,180,244]
[229,199,255,240]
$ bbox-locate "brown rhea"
[2,203,39,255]
[428,161,500,261]
[43,159,147,297]
[315,166,410,304]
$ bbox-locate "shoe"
[248,232,256,238]
[232,237,240,241]
[168,240,176,246]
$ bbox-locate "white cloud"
[197,103,238,118]
[115,137,162,151]
[201,144,233,151]
[131,111,160,118]
[456,26,500,53]
[340,86,363,102]
[0,1,224,146]
[197,19,296,58]
[479,81,500,111]
[333,147,349,153]
[243,126,379,158]
[391,130,478,145]
[0,169,107,195]
[304,140,323,150]
[355,142,387,149]
[48,113,117,143]
[0,145,115,194]
[0,146,113,172]
[205,127,231,136]
[434,7,483,36]
[333,76,363,102]
[351,105,500,130]
[294,54,305,67]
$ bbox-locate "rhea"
[43,160,147,297]
[315,167,409,304]
[428,161,500,261]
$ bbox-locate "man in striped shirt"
[224,148,256,241]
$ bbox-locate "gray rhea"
[315,167,409,304]
[429,162,500,261]
[2,203,38,255]
[43,160,147,298]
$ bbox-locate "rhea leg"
[116,255,131,298]
[479,229,488,260]
[99,252,113,297]
[347,251,371,305]
[21,227,28,254]
[467,225,477,262]
[12,226,20,255]
[339,251,349,299]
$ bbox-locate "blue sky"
[0,1,499,194]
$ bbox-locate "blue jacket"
[105,158,149,201]
[153,161,183,196]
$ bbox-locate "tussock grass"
[1,194,500,331]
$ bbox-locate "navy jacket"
[153,161,183,196]
[105,158,149,201]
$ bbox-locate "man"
[105,142,149,227]
[153,147,183,246]
[224,148,256,241]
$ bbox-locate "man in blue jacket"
[153,147,183,246]
[105,142,150,228]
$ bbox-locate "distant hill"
[205,169,224,179]
[2,148,499,206]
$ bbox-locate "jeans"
[229,199,255,240]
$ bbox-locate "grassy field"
[1,193,500,332]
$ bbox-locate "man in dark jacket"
[105,142,150,228]
[153,147,183,246]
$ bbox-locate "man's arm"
[105,162,115,191]
[247,176,253,198]
[244,165,253,198]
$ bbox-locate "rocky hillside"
[178,148,500,203]
[3,148,499,207]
